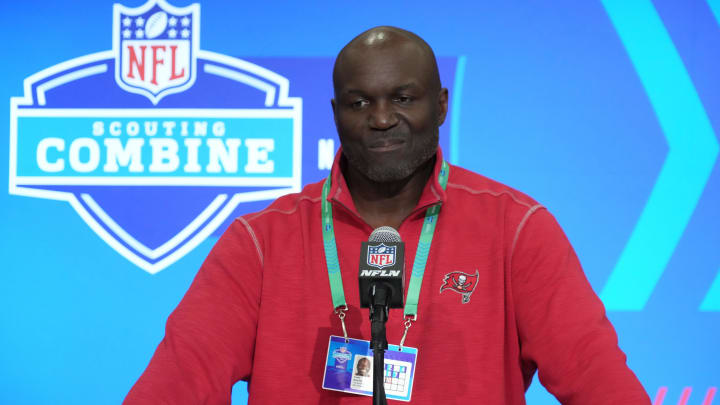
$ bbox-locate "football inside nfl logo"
[367,244,396,269]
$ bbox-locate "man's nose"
[368,100,398,130]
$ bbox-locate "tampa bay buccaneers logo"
[439,270,479,304]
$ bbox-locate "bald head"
[330,26,448,184]
[333,26,441,95]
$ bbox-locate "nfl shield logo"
[367,243,396,269]
[114,0,198,104]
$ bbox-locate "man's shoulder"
[447,164,540,210]
[240,178,325,224]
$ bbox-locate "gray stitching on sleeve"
[509,204,545,270]
[237,217,264,267]
[246,196,321,221]
[447,183,533,208]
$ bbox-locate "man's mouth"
[367,138,406,152]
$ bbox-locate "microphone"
[358,226,405,309]
[358,226,405,405]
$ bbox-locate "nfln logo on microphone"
[8,0,302,274]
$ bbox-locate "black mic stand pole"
[369,284,390,405]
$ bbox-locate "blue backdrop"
[1,1,718,404]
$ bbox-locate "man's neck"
[343,157,435,230]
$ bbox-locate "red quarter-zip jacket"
[125,149,650,404]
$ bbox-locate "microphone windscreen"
[369,226,401,243]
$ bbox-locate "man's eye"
[351,100,369,109]
[395,95,413,104]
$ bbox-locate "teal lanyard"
[321,161,449,319]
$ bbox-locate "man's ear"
[330,98,338,126]
[437,88,449,126]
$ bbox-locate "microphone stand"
[369,284,390,405]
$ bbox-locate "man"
[355,357,371,377]
[125,27,651,404]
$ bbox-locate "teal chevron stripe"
[701,0,720,312]
[449,55,466,165]
[700,267,720,311]
[599,0,719,310]
[709,0,720,26]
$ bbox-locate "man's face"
[332,41,448,183]
[358,358,370,375]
